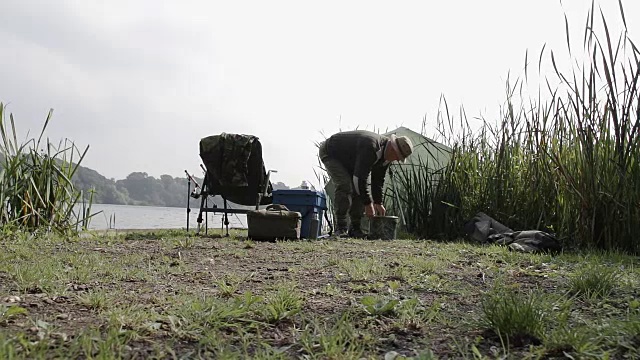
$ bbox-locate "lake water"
[82,203,247,230]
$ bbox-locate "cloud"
[1,0,637,187]
[0,1,225,178]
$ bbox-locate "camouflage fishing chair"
[190,133,274,236]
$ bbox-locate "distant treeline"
[71,166,290,208]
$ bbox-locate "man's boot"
[348,223,367,239]
[332,219,350,239]
[333,227,349,238]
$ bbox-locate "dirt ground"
[1,229,639,359]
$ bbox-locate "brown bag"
[247,204,301,241]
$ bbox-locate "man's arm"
[370,164,388,204]
[352,147,378,205]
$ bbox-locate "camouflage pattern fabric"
[200,133,257,187]
[221,133,256,186]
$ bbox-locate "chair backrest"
[199,133,273,206]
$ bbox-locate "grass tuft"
[300,312,368,359]
[480,284,547,345]
[568,264,621,299]
[262,287,304,324]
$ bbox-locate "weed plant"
[0,104,95,233]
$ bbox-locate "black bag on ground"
[489,230,562,253]
[247,204,301,241]
[463,212,513,243]
[463,212,562,253]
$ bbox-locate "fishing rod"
[184,170,201,232]
[185,170,202,192]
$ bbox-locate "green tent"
[321,126,452,228]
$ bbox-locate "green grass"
[480,285,548,345]
[299,312,369,359]
[262,285,304,324]
[0,230,638,359]
[568,264,622,300]
[76,289,111,310]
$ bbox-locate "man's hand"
[365,203,375,218]
[374,203,386,216]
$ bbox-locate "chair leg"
[205,198,209,235]
[196,193,207,235]
[186,179,191,232]
[224,198,230,237]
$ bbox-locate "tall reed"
[0,103,95,233]
[386,123,452,237]
[394,2,640,253]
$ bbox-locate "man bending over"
[318,130,413,238]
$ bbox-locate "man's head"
[384,134,413,163]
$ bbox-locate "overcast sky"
[1,0,637,188]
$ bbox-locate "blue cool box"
[271,189,327,238]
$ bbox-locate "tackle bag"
[247,204,301,241]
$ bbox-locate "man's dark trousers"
[318,141,363,232]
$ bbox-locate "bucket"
[368,216,399,240]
